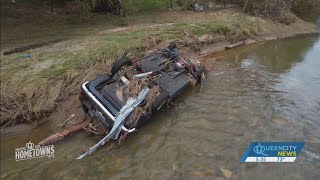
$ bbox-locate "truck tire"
[195,64,205,78]
[168,42,177,50]
[111,56,132,76]
[152,90,170,111]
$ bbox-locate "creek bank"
[198,32,320,56]
[1,9,319,132]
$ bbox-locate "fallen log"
[38,120,90,146]
[225,41,245,49]
[2,39,61,55]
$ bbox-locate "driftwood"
[2,39,61,55]
[38,120,90,146]
[225,41,245,49]
[58,114,76,127]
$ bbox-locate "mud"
[1,35,320,179]
[1,9,319,132]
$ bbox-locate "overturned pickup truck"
[78,42,205,158]
[80,42,205,132]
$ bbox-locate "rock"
[172,163,178,171]
[24,53,31,58]
[245,39,258,45]
[220,167,232,179]
[226,42,245,49]
[192,169,215,177]
[198,34,225,44]
[249,117,262,128]
[194,3,204,12]
[271,116,292,126]
[304,150,320,160]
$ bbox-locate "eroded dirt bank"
[1,9,319,133]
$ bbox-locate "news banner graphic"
[15,141,54,161]
[240,142,304,162]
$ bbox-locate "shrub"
[177,0,319,24]
[292,0,320,17]
[241,0,296,24]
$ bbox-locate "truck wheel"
[152,90,170,111]
[195,64,205,78]
[81,103,89,113]
[168,42,177,50]
[111,56,132,76]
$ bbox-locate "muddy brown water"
[1,34,320,179]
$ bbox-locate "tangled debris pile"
[77,87,150,159]
[38,42,205,158]
[119,67,161,128]
[83,46,204,136]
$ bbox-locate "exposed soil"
[1,8,319,134]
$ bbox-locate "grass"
[124,0,170,14]
[0,5,266,127]
[36,17,261,78]
[1,14,264,85]
[0,0,181,50]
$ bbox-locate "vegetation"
[2,0,319,18]
[0,0,318,127]
[176,0,320,24]
[0,12,263,127]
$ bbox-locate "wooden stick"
[58,114,76,127]
[242,0,249,12]
[83,127,99,135]
[38,120,90,146]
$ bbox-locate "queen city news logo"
[15,141,54,161]
[240,142,304,162]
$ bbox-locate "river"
[1,34,320,179]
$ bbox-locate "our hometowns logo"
[15,141,54,161]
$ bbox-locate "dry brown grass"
[0,57,114,130]
[245,0,297,24]
[0,80,61,129]
[187,73,198,86]
[119,66,162,127]
[1,6,317,130]
[127,85,161,128]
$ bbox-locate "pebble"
[192,169,215,177]
[172,163,178,171]
[271,117,291,126]
[220,167,232,179]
